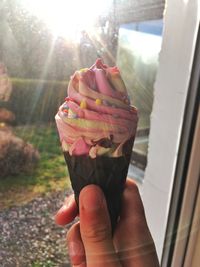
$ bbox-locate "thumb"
[79,185,121,267]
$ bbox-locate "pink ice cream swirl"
[55,59,138,158]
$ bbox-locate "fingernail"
[72,264,86,267]
[57,204,67,214]
[81,186,104,211]
[56,196,73,216]
[65,195,74,207]
[65,194,74,205]
[69,241,84,257]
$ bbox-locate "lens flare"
[22,0,112,41]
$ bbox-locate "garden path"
[0,190,73,267]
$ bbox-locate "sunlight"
[22,0,112,41]
[119,28,162,63]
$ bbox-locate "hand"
[55,179,160,267]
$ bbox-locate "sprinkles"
[62,102,69,115]
[95,98,102,105]
[79,68,88,73]
[68,109,77,119]
[62,104,69,110]
[80,100,87,109]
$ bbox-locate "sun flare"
[22,0,112,41]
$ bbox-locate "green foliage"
[31,260,56,267]
[0,124,69,194]
[0,0,51,78]
[0,130,40,178]
[16,124,67,179]
[0,0,80,80]
[8,79,68,124]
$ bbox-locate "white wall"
[141,0,200,260]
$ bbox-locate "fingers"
[67,222,86,267]
[55,194,78,226]
[119,179,145,221]
[55,180,159,267]
[114,179,159,267]
[79,185,121,267]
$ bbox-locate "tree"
[0,0,55,78]
[0,0,83,80]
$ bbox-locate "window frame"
[140,0,200,261]
[114,0,199,261]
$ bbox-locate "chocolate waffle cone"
[64,137,134,232]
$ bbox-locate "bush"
[8,79,68,124]
[0,130,40,177]
[0,108,15,123]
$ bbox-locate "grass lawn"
[0,114,149,210]
[0,123,70,210]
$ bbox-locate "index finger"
[120,178,145,220]
[55,194,78,226]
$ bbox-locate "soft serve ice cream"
[55,59,138,232]
[55,59,138,159]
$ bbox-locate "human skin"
[55,179,160,267]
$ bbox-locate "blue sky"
[121,19,163,36]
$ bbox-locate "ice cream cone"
[55,59,138,232]
[64,137,134,231]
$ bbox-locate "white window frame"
[140,0,200,261]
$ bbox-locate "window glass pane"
[117,20,163,182]
[0,0,164,265]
